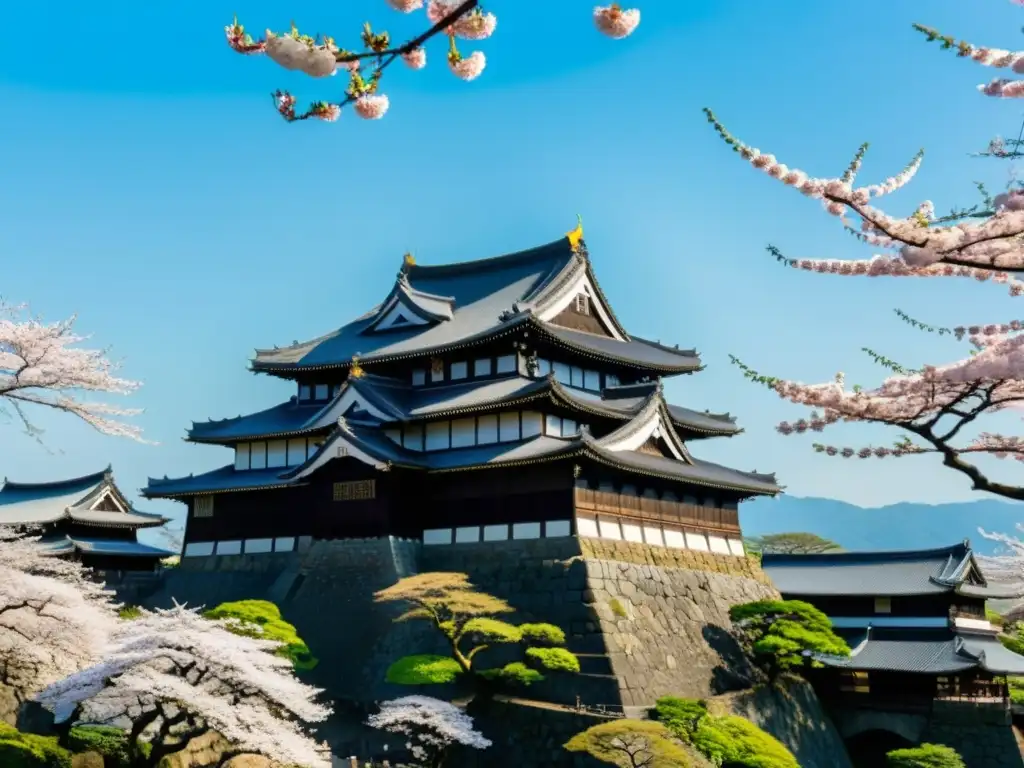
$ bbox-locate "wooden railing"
[574,486,740,534]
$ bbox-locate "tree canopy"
[203,599,318,671]
[887,743,966,768]
[746,533,842,555]
[366,695,490,767]
[728,600,850,681]
[374,572,579,688]
[564,719,692,768]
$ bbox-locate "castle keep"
[143,225,779,557]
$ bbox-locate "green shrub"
[117,605,142,620]
[203,599,318,670]
[690,714,798,768]
[66,725,151,767]
[385,654,464,685]
[0,724,71,768]
[654,697,797,767]
[518,622,567,645]
[479,661,544,685]
[526,646,581,673]
[886,743,966,768]
[654,696,709,741]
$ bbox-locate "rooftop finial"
[350,356,365,378]
[402,251,416,270]
[566,214,584,252]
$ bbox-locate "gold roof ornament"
[403,252,416,268]
[350,356,365,378]
[566,214,584,251]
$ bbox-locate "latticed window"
[193,496,214,518]
[333,479,376,501]
[575,293,590,315]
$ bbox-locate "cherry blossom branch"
[0,302,146,442]
[225,2,640,124]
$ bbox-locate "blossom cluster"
[225,2,640,124]
[36,603,333,767]
[367,696,491,763]
[0,301,144,440]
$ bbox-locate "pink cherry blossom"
[354,94,390,119]
[453,9,497,41]
[427,0,465,24]
[448,50,486,81]
[402,47,428,70]
[37,604,333,768]
[387,0,425,11]
[0,301,144,440]
[594,4,641,39]
[311,103,342,122]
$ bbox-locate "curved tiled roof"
[187,374,740,445]
[251,237,700,375]
[149,407,779,499]
[0,468,167,528]
[762,541,1023,599]
[818,627,1024,676]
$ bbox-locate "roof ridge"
[761,542,970,564]
[2,468,110,492]
[405,237,573,279]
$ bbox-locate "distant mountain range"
[740,495,1024,557]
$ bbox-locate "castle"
[143,225,779,556]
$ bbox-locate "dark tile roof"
[0,468,167,528]
[251,237,700,375]
[819,628,1024,675]
[187,397,345,442]
[188,373,741,445]
[41,536,175,559]
[761,542,1007,598]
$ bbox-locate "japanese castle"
[0,468,173,571]
[762,541,1024,704]
[145,226,780,558]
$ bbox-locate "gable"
[547,291,617,338]
[372,300,431,332]
[598,405,689,462]
[536,272,626,342]
[336,385,394,421]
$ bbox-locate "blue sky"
[2,0,1023,537]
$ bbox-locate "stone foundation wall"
[137,536,847,763]
[923,703,1023,768]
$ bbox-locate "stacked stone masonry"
[131,536,841,763]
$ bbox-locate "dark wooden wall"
[573,469,742,536]
[793,594,984,618]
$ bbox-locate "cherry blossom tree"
[224,1,640,124]
[0,301,143,441]
[366,695,491,767]
[35,604,332,768]
[0,527,119,711]
[706,1,1024,501]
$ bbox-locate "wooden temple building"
[0,467,174,571]
[144,227,780,557]
[762,541,1024,707]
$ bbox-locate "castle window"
[498,412,520,442]
[314,384,329,401]
[874,597,892,614]
[216,541,242,556]
[267,440,287,469]
[234,443,250,471]
[583,369,601,391]
[426,421,451,451]
[287,438,307,466]
[575,293,590,315]
[193,496,214,519]
[450,361,468,380]
[473,358,492,377]
[412,369,427,386]
[250,442,268,470]
[450,418,476,448]
[496,355,516,374]
[430,358,445,382]
[298,384,312,401]
[333,479,376,501]
[605,373,620,388]
[553,362,571,385]
[477,414,498,444]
